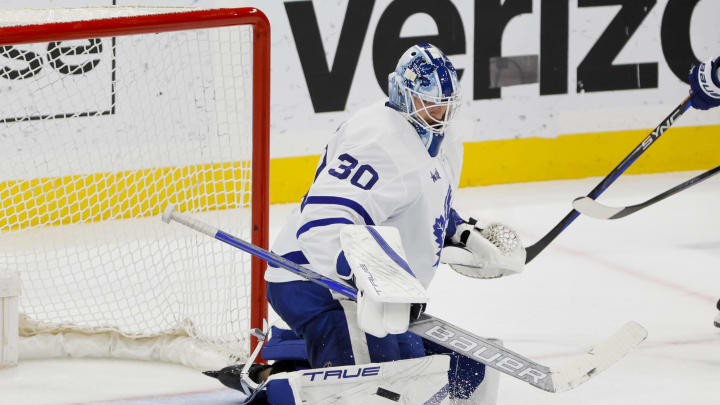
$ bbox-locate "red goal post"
[0,7,269,367]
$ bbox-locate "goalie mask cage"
[0,7,269,369]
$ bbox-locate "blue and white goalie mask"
[388,43,461,142]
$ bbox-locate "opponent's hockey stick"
[524,95,692,262]
[572,164,720,220]
[162,204,647,393]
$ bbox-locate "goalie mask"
[388,43,461,156]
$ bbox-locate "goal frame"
[0,7,270,358]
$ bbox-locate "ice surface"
[2,171,719,405]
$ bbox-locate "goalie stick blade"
[549,321,647,392]
[409,315,647,393]
[572,196,627,220]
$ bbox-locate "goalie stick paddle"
[572,164,720,220]
[524,95,692,263]
[162,204,647,393]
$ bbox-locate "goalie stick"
[524,95,692,262]
[162,204,647,393]
[572,164,720,220]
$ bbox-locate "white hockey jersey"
[265,100,463,288]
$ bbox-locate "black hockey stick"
[572,164,720,220]
[524,95,692,263]
[162,204,647,393]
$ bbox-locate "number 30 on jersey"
[328,153,379,190]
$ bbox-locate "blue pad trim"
[266,378,297,405]
[262,326,308,362]
[364,226,416,277]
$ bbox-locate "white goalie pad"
[265,355,450,405]
[340,225,429,337]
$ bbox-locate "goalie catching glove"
[442,218,526,279]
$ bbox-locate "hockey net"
[0,7,269,369]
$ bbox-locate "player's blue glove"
[689,57,720,110]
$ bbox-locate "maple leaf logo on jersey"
[432,186,453,267]
[431,169,441,182]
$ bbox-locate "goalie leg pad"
[265,355,451,405]
[254,320,499,404]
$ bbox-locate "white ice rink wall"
[1,0,719,205]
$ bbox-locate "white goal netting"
[0,7,268,368]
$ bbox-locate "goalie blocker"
[338,225,429,338]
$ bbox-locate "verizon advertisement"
[230,0,720,158]
[1,0,718,161]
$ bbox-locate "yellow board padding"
[268,124,720,204]
[459,124,720,187]
[269,154,320,205]
[1,162,251,231]
[2,124,718,230]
